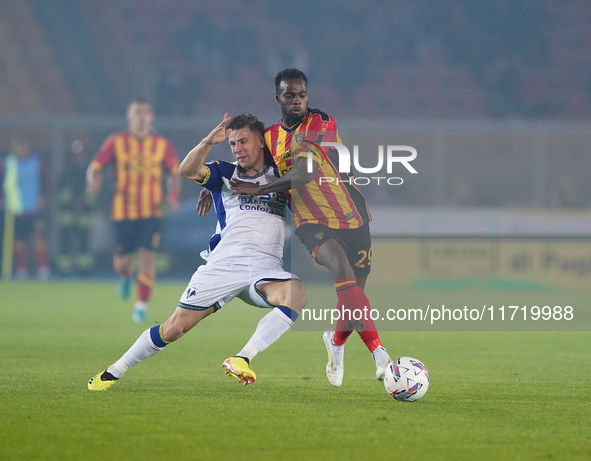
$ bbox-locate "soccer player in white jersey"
[88,113,307,389]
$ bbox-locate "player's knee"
[112,257,125,273]
[162,306,211,341]
[113,255,133,275]
[112,259,121,273]
[162,320,187,342]
[290,282,307,313]
[139,254,155,269]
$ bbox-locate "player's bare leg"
[133,248,156,323]
[113,253,133,276]
[113,253,134,300]
[224,280,306,385]
[161,305,215,342]
[259,279,307,314]
[88,306,215,390]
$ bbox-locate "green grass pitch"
[1,281,590,460]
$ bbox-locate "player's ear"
[274,93,280,104]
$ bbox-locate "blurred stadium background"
[0,0,590,289]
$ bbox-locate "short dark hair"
[274,68,308,93]
[227,113,265,137]
[227,114,275,167]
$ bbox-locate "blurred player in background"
[88,113,306,390]
[229,68,391,387]
[56,147,96,276]
[86,99,181,323]
[1,134,52,279]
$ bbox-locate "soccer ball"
[384,357,430,402]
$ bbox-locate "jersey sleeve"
[163,139,179,172]
[194,160,235,191]
[91,134,116,170]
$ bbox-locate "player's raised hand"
[204,113,232,146]
[196,188,213,216]
[229,178,262,196]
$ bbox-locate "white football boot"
[322,329,344,387]
[372,345,392,381]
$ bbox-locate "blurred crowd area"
[0,0,590,120]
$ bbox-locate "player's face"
[126,102,154,137]
[275,78,308,125]
[228,127,265,171]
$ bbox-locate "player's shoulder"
[98,131,126,152]
[306,108,337,130]
[206,159,237,176]
[104,131,127,143]
[114,130,130,138]
[307,108,334,123]
[264,121,282,135]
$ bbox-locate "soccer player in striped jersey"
[86,99,181,323]
[229,68,391,387]
[88,113,306,390]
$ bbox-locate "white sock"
[237,306,296,362]
[107,327,167,378]
[107,358,130,379]
[371,345,391,369]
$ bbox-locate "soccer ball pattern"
[384,357,430,401]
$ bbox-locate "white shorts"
[178,262,299,312]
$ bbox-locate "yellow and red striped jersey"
[264,108,370,229]
[91,131,178,221]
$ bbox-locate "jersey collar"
[280,109,309,133]
[237,164,270,179]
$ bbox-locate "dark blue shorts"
[113,218,161,255]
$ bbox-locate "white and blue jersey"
[177,159,297,311]
[196,160,288,267]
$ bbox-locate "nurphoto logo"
[305,142,418,186]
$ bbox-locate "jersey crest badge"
[314,231,324,240]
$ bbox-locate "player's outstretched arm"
[229,155,318,196]
[86,164,102,196]
[166,172,182,212]
[180,113,231,181]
